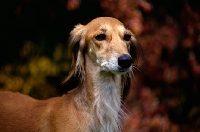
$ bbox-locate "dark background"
[0,0,103,65]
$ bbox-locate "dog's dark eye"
[123,34,131,41]
[95,34,106,41]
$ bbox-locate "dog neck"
[73,54,123,131]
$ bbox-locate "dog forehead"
[88,17,123,25]
[86,17,125,32]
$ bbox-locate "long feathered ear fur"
[62,24,86,91]
[122,37,141,101]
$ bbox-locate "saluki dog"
[0,17,140,132]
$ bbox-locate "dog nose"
[118,54,133,69]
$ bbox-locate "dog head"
[63,17,140,98]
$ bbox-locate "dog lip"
[117,66,132,72]
[111,69,129,75]
[117,68,128,73]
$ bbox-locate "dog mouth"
[118,67,131,72]
[100,62,132,74]
[115,66,132,74]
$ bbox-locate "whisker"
[132,65,141,73]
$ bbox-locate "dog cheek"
[89,48,93,53]
[87,46,99,65]
[88,42,104,64]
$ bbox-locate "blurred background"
[0,0,200,131]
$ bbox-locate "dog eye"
[95,34,106,41]
[123,34,131,41]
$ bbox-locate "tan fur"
[0,17,140,132]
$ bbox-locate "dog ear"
[129,37,141,63]
[62,24,86,92]
[122,37,141,101]
[121,74,131,101]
